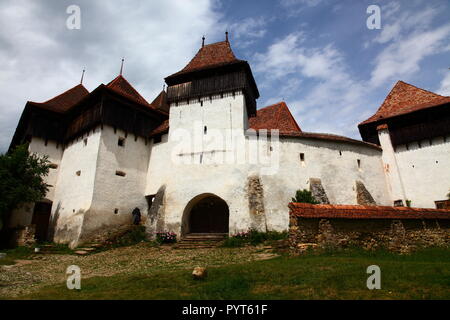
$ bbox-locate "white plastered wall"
[394,135,450,208]
[145,93,391,236]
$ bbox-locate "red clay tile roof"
[150,90,169,113]
[289,202,450,220]
[248,102,380,149]
[107,75,152,107]
[149,119,169,137]
[29,84,89,113]
[249,102,301,134]
[360,81,450,125]
[167,41,243,78]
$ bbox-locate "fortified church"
[7,36,450,247]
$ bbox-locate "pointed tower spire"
[202,35,205,48]
[119,58,125,75]
[80,69,85,84]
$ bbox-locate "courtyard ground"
[0,243,449,299]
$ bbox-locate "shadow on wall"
[47,202,61,242]
[146,185,166,238]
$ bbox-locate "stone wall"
[289,202,450,253]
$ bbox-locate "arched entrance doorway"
[182,194,229,235]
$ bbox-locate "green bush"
[0,144,50,230]
[114,225,147,247]
[291,189,319,204]
[222,237,246,248]
[222,229,288,247]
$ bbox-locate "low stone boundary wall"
[289,203,450,253]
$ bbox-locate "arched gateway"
[181,194,229,236]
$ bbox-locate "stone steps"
[175,233,227,249]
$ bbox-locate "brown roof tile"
[360,81,450,125]
[167,41,243,78]
[149,119,169,137]
[248,102,380,149]
[30,84,89,113]
[289,202,450,220]
[107,75,152,107]
[150,90,169,113]
[248,102,301,134]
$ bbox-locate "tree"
[0,144,50,230]
[291,189,319,204]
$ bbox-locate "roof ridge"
[396,80,446,97]
[106,74,151,107]
[42,83,89,104]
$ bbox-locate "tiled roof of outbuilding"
[360,81,450,125]
[289,202,450,220]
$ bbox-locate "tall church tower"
[164,36,260,157]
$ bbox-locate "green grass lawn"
[13,247,450,300]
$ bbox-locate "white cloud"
[437,72,450,96]
[0,0,222,152]
[227,17,267,48]
[370,24,450,87]
[254,32,370,137]
[373,5,438,44]
[280,0,323,8]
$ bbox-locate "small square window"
[76,170,81,176]
[118,137,126,147]
[115,170,126,177]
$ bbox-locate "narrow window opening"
[200,101,203,107]
[115,170,126,177]
[83,138,88,146]
[118,137,126,147]
[357,159,361,169]
[204,126,207,134]
[114,208,119,214]
[300,153,305,166]
[339,150,342,156]
[45,139,48,146]
[436,160,439,164]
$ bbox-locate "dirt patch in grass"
[0,243,262,298]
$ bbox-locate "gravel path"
[0,243,267,298]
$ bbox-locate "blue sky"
[0,0,449,152]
